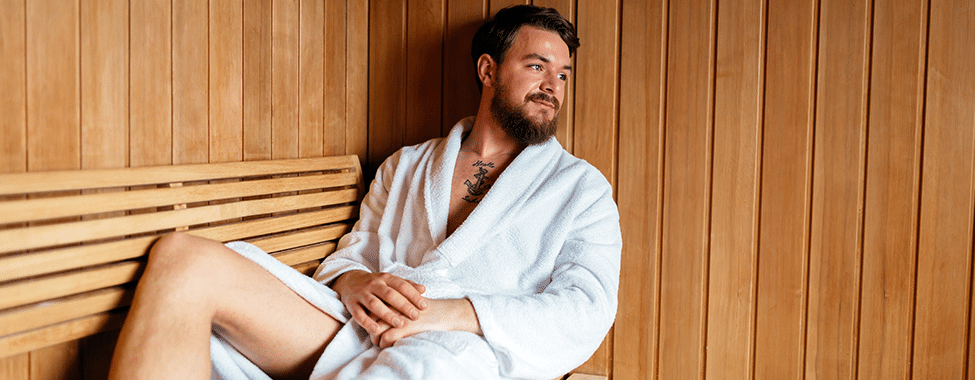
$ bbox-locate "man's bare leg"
[109,232,342,380]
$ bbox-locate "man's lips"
[527,93,559,110]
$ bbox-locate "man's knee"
[144,232,231,292]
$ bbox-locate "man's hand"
[372,298,483,349]
[331,270,428,335]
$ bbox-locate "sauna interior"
[1,0,974,378]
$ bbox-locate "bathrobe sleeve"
[466,178,622,379]
[313,151,399,286]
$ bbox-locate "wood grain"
[243,0,273,161]
[81,0,129,170]
[405,0,445,146]
[753,0,818,378]
[323,0,347,156]
[27,0,80,172]
[705,0,764,377]
[130,0,173,167]
[856,0,927,378]
[805,0,871,378]
[0,0,26,174]
[367,0,407,172]
[209,0,244,163]
[913,0,975,377]
[657,0,715,378]
[272,0,299,160]
[299,0,325,159]
[345,0,369,164]
[614,0,666,378]
[175,0,212,164]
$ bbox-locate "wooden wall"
[1,0,974,379]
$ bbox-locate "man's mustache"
[526,93,560,111]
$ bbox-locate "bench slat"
[0,311,127,358]
[0,287,132,337]
[0,208,355,283]
[1,189,358,253]
[247,224,350,253]
[0,156,358,195]
[271,242,339,267]
[0,262,143,311]
[0,172,358,225]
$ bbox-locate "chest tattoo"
[462,161,496,203]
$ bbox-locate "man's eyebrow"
[523,53,572,71]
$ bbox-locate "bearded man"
[110,5,620,380]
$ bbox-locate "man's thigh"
[162,233,343,377]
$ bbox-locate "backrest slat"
[0,156,364,358]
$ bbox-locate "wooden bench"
[0,156,363,358]
[0,155,606,380]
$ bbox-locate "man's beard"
[490,81,559,146]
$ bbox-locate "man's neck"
[462,117,524,159]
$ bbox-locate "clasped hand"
[332,270,436,348]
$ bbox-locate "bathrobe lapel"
[423,119,564,267]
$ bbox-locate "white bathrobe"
[211,117,622,380]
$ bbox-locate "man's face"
[489,26,572,146]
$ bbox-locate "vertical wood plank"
[130,0,173,167]
[657,0,714,378]
[346,0,368,163]
[532,0,574,153]
[856,0,927,378]
[323,0,347,156]
[272,0,299,159]
[299,0,325,159]
[753,0,818,378]
[805,0,871,378]
[174,0,211,164]
[0,353,28,380]
[405,0,445,146]
[573,0,618,185]
[0,0,26,174]
[27,0,81,172]
[490,0,526,15]
[241,0,273,162]
[81,0,129,170]
[615,0,666,378]
[441,0,486,137]
[572,0,620,377]
[243,0,272,161]
[914,0,975,377]
[367,0,407,171]
[705,0,764,378]
[210,0,244,163]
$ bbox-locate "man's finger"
[349,304,379,333]
[388,278,428,312]
[364,295,407,328]
[376,283,423,320]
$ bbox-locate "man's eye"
[558,74,568,81]
[529,64,542,71]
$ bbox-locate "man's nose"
[540,72,561,94]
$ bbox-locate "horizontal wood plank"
[0,311,127,358]
[0,171,357,224]
[247,223,350,253]
[0,209,353,283]
[0,287,132,337]
[0,156,359,196]
[0,190,357,253]
[271,242,338,267]
[0,262,142,311]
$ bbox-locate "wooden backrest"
[0,156,364,358]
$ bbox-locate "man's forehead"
[509,26,571,66]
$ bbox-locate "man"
[110,5,620,380]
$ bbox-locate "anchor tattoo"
[462,161,495,203]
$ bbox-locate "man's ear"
[477,54,497,88]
